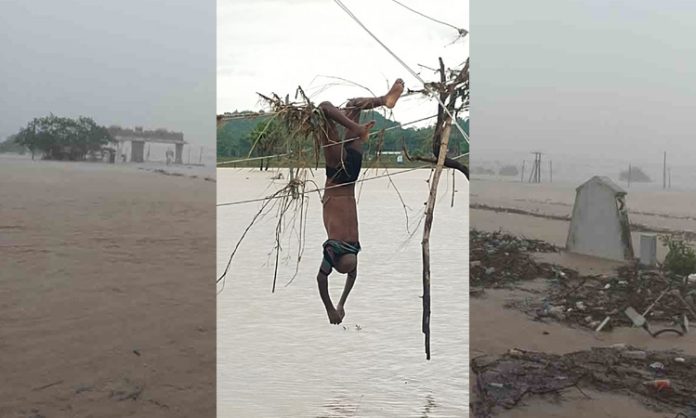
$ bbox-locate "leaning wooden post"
[422,112,453,360]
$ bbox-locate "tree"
[14,115,113,161]
[248,119,291,170]
[0,134,26,154]
[499,164,519,176]
[619,166,652,183]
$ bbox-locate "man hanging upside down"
[316,78,404,324]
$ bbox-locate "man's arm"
[338,268,357,309]
[317,269,334,312]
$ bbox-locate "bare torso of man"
[315,79,404,325]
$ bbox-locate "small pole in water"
[199,146,203,164]
[628,163,632,188]
[520,160,525,182]
[549,160,553,183]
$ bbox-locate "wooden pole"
[422,116,452,361]
[451,169,455,207]
[521,160,525,182]
[420,58,459,360]
[628,163,632,188]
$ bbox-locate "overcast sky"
[218,0,468,127]
[473,0,696,166]
[0,0,215,147]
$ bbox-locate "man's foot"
[336,304,346,322]
[360,121,376,141]
[325,305,343,325]
[384,79,405,109]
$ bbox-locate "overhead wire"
[332,0,470,145]
[389,0,468,36]
[216,152,468,207]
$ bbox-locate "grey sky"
[218,0,468,126]
[0,0,215,147]
[473,0,696,166]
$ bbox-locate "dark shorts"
[325,147,363,184]
[320,239,361,274]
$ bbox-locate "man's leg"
[343,79,405,123]
[317,267,342,324]
[319,101,375,154]
[335,267,357,321]
[318,101,367,133]
[317,115,344,165]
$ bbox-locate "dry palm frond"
[257,86,329,168]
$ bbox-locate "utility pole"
[528,152,542,183]
[663,151,667,190]
[549,160,553,183]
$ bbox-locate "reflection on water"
[217,168,468,418]
[420,394,437,418]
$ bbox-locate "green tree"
[14,115,113,161]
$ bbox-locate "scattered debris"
[109,379,144,402]
[471,230,563,288]
[153,169,183,177]
[32,380,64,391]
[472,228,696,332]
[472,346,696,417]
[75,384,93,394]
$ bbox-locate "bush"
[660,235,696,277]
[499,164,519,177]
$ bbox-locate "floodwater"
[217,168,469,418]
[0,154,216,418]
[473,149,696,192]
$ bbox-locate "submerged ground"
[0,156,216,418]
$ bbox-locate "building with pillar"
[109,126,186,164]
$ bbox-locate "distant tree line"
[619,166,652,183]
[217,111,469,162]
[8,115,113,161]
[0,134,25,154]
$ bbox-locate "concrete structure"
[175,143,183,164]
[130,140,145,163]
[566,176,634,261]
[640,233,657,267]
[112,129,185,164]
